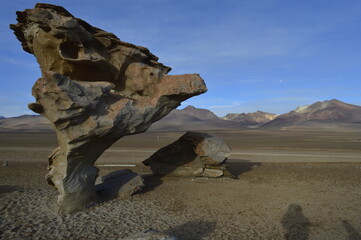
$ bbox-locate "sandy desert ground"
[1,129,361,239]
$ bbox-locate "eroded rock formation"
[10,3,206,214]
[143,132,232,178]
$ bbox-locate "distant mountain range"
[263,99,361,130]
[1,99,360,132]
[222,111,278,127]
[149,105,245,131]
[0,115,53,132]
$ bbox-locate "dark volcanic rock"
[143,132,232,178]
[10,3,206,214]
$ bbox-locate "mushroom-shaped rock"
[10,3,206,214]
[143,132,232,177]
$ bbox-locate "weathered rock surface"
[10,3,206,214]
[143,132,232,178]
[124,229,178,240]
[96,169,144,199]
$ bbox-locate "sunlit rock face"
[10,3,206,214]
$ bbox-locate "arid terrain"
[1,129,361,239]
[3,1,361,239]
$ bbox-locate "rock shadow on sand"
[95,169,144,202]
[165,220,216,240]
[0,185,19,197]
[226,159,261,179]
[140,174,164,194]
[342,220,361,240]
[141,159,261,194]
[281,204,310,240]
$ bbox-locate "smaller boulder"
[143,132,232,178]
[96,169,144,198]
[202,168,224,178]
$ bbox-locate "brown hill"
[223,111,278,126]
[2,100,360,132]
[263,99,361,129]
[0,106,245,132]
[149,105,245,131]
[0,115,52,132]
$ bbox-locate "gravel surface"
[1,162,361,239]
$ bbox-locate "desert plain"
[1,129,361,239]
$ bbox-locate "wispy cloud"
[209,102,241,109]
[2,0,361,117]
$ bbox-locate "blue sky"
[1,0,361,117]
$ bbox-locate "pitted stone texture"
[143,132,231,178]
[10,3,206,214]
